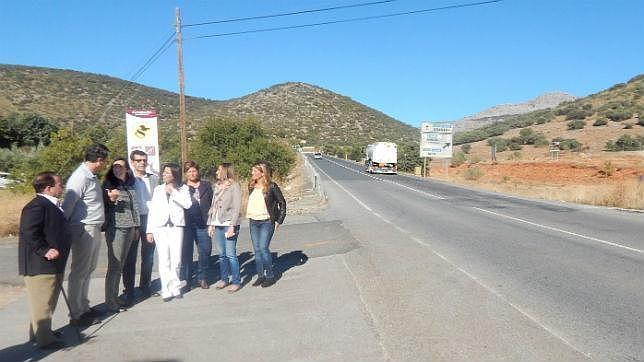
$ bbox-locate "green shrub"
[451,151,466,166]
[487,137,509,152]
[593,118,608,126]
[461,144,471,154]
[191,117,295,178]
[605,134,644,151]
[605,109,631,122]
[463,167,484,180]
[567,120,586,130]
[507,151,522,161]
[553,137,582,151]
[623,123,634,129]
[638,118,644,126]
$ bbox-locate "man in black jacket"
[18,171,70,349]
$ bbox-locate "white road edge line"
[474,207,643,254]
[324,157,445,200]
[314,159,590,358]
[341,256,392,361]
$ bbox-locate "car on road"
[0,172,14,188]
[313,152,322,159]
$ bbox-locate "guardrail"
[300,152,326,200]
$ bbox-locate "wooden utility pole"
[175,7,188,168]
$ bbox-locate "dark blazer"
[18,195,70,276]
[185,180,213,228]
[265,182,287,225]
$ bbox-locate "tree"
[0,113,58,148]
[190,117,295,179]
[11,128,91,192]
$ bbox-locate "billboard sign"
[420,122,453,158]
[126,110,160,174]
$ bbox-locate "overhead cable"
[185,0,502,40]
[182,0,403,28]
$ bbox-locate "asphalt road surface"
[309,155,643,361]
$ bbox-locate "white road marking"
[313,158,591,358]
[324,157,445,200]
[474,207,643,254]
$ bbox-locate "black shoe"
[261,278,276,288]
[140,287,152,298]
[83,307,103,318]
[70,316,101,327]
[252,277,265,287]
[107,305,128,313]
[162,296,173,303]
[39,339,66,350]
[174,294,183,299]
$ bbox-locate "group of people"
[18,143,287,350]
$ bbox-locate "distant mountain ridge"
[0,64,417,146]
[454,92,576,132]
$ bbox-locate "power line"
[182,0,403,28]
[98,32,176,123]
[185,0,502,40]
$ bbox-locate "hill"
[0,64,417,146]
[453,92,576,133]
[454,74,644,154]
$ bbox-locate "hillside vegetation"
[0,64,417,147]
[454,74,643,147]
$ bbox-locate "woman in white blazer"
[146,163,192,301]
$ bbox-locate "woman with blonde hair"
[246,162,286,288]
[208,163,242,293]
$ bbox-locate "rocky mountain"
[0,64,417,146]
[453,92,576,132]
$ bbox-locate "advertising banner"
[125,110,160,174]
[420,122,453,158]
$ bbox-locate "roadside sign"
[420,122,453,158]
[126,110,160,175]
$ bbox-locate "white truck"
[365,142,397,174]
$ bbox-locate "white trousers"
[154,226,184,298]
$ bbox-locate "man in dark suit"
[18,171,70,349]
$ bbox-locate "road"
[309,155,643,361]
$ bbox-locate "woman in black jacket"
[246,162,286,288]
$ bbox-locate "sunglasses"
[132,159,147,163]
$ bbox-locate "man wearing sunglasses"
[123,150,159,300]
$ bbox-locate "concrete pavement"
[0,178,379,361]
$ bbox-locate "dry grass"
[0,190,31,238]
[485,179,644,209]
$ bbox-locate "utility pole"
[175,7,188,168]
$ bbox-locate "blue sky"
[1,0,642,127]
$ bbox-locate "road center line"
[324,157,445,200]
[313,160,590,358]
[474,207,643,254]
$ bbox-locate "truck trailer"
[365,142,397,174]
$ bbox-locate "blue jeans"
[181,226,212,282]
[249,219,275,279]
[214,225,241,285]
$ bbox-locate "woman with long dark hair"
[103,158,140,312]
[146,163,192,301]
[247,162,286,288]
[208,163,242,293]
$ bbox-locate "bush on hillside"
[451,151,466,166]
[461,144,471,154]
[567,120,586,130]
[463,167,484,180]
[605,134,644,151]
[553,137,582,151]
[593,118,608,126]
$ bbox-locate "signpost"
[419,122,453,176]
[126,110,160,175]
